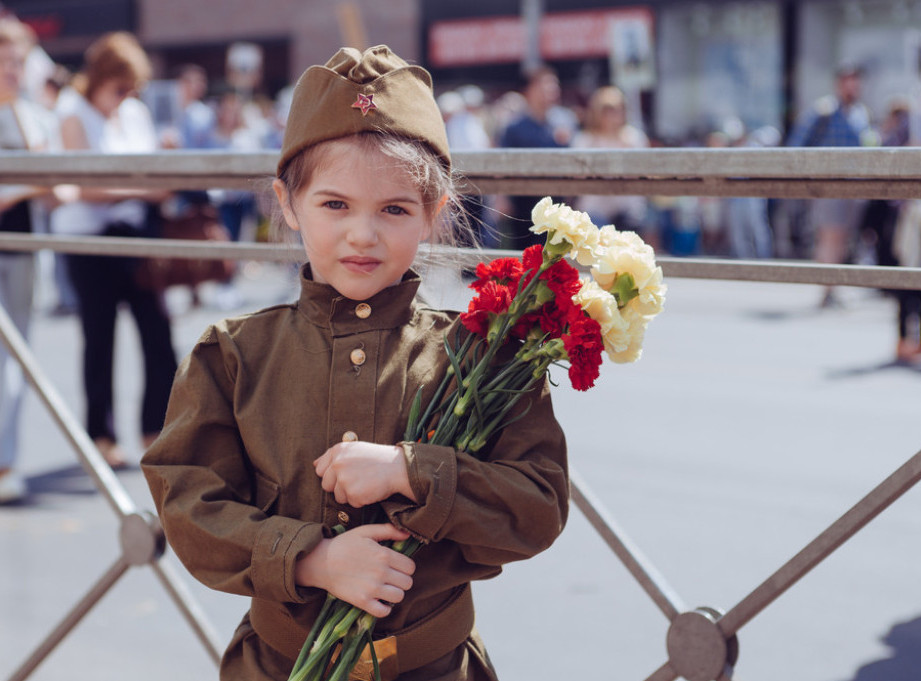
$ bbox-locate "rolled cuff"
[382,441,457,542]
[251,516,326,603]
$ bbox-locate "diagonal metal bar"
[570,467,687,622]
[0,300,135,518]
[7,556,131,681]
[717,448,921,637]
[151,560,224,664]
[643,661,679,681]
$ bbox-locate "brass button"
[355,303,371,319]
[337,511,350,525]
[350,348,366,366]
[341,431,358,442]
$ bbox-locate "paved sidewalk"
[2,264,921,681]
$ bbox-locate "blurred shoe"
[93,437,129,470]
[0,469,26,504]
[896,339,921,363]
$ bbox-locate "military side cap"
[278,44,451,175]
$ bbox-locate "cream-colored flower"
[530,196,599,266]
[602,305,648,364]
[592,225,666,317]
[574,279,626,337]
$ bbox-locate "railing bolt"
[119,511,167,566]
[665,606,738,681]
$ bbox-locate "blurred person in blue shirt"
[498,66,574,249]
[787,63,875,307]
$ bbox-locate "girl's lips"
[341,257,381,274]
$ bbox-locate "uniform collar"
[296,264,421,336]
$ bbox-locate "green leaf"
[403,386,425,442]
[612,272,639,308]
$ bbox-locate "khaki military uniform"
[142,268,569,680]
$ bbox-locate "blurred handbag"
[135,202,236,291]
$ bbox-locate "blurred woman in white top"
[51,32,177,470]
[573,86,650,239]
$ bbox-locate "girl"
[142,45,569,681]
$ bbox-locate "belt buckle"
[349,635,398,681]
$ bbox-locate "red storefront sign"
[429,7,654,67]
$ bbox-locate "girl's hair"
[273,132,479,260]
[71,32,152,102]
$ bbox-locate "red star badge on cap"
[351,93,377,116]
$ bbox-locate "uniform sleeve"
[141,329,326,604]
[381,377,569,567]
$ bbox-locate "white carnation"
[574,279,624,334]
[592,226,666,317]
[530,196,599,266]
[603,306,648,364]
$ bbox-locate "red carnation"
[471,257,524,292]
[563,316,604,391]
[540,258,582,299]
[461,280,515,337]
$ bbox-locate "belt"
[252,584,474,681]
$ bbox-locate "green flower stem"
[326,614,374,681]
[288,593,336,679]
[289,600,350,681]
[292,604,362,681]
[467,377,541,452]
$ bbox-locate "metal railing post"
[0,301,223,679]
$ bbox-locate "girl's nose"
[345,214,379,247]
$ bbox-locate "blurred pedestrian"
[202,85,261,309]
[175,63,215,150]
[572,85,651,242]
[726,125,779,259]
[892,199,921,363]
[697,128,734,256]
[868,98,921,363]
[50,31,177,469]
[0,17,60,503]
[203,86,260,242]
[498,66,572,248]
[787,63,874,307]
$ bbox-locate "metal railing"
[2,148,921,681]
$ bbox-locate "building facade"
[6,0,921,143]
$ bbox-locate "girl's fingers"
[377,583,407,605]
[386,568,413,592]
[364,599,393,619]
[358,523,411,544]
[388,551,416,577]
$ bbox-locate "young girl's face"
[274,138,434,301]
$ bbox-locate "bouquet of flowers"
[287,197,666,681]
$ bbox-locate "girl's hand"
[314,442,417,507]
[295,524,415,618]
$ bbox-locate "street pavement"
[2,261,920,681]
